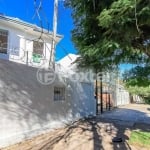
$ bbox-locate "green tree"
[65,0,117,70]
[123,65,150,87]
[98,0,150,58]
[65,0,150,69]
[123,64,150,103]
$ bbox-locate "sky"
[0,0,77,60]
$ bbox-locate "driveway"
[100,104,150,125]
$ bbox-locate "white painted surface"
[116,85,130,106]
[57,54,79,69]
[0,59,96,148]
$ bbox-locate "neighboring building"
[96,72,130,113]
[0,14,62,68]
[116,83,130,106]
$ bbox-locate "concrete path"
[100,104,150,125]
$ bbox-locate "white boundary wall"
[0,59,96,148]
[116,86,130,106]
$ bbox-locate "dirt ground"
[1,118,150,150]
[1,104,150,150]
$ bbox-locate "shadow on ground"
[1,116,150,150]
[100,104,150,125]
[147,108,150,111]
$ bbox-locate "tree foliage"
[65,0,150,70]
[65,0,117,71]
[123,65,150,87]
[127,86,150,104]
[98,0,150,57]
[123,64,150,100]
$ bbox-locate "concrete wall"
[116,87,130,106]
[0,59,96,148]
[131,95,144,103]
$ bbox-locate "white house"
[1,14,131,148]
[0,14,62,68]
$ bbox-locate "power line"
[45,33,73,61]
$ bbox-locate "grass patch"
[129,131,150,148]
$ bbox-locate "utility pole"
[49,0,58,69]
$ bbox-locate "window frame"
[33,40,44,55]
[0,29,8,54]
[54,87,65,101]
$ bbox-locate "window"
[33,41,44,63]
[33,41,44,55]
[54,87,65,101]
[0,29,8,54]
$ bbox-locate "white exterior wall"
[0,21,53,68]
[116,85,130,106]
[0,59,96,148]
[69,81,96,117]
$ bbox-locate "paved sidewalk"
[100,104,150,125]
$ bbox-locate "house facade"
[0,14,62,68]
[0,15,96,148]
